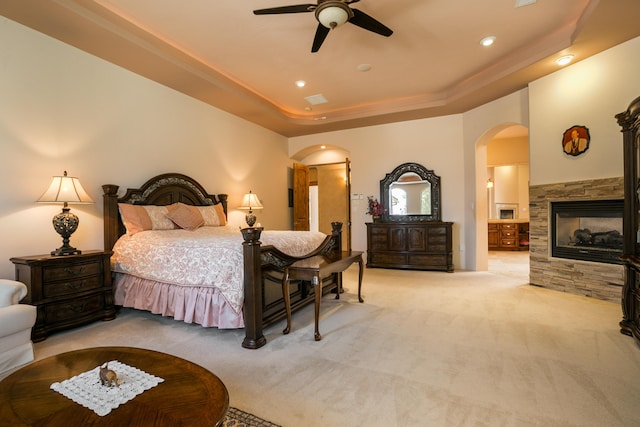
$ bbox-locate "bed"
[102,173,342,349]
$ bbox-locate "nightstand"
[10,250,115,342]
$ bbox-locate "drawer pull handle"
[68,303,86,313]
[63,266,84,276]
[64,281,83,291]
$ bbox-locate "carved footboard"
[241,222,342,349]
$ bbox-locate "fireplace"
[551,199,623,264]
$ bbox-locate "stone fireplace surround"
[529,177,624,303]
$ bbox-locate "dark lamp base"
[245,211,257,227]
[51,206,82,256]
[51,245,82,256]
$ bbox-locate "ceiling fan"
[253,0,393,52]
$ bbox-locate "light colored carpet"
[12,253,640,426]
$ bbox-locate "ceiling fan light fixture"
[316,2,352,29]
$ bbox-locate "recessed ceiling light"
[480,36,496,47]
[295,80,306,88]
[556,55,574,66]
[357,64,372,72]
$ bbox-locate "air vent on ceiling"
[515,0,536,7]
[305,94,328,105]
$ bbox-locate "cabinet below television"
[488,221,529,251]
[366,222,453,271]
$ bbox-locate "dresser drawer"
[501,230,516,238]
[43,260,101,282]
[368,252,406,265]
[500,239,517,247]
[43,275,102,298]
[408,254,449,268]
[44,293,104,324]
[369,234,390,250]
[370,227,388,235]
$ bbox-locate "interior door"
[293,163,310,231]
[345,158,352,251]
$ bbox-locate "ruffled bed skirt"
[112,273,244,329]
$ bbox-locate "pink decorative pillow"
[118,204,152,235]
[197,204,227,226]
[166,203,204,230]
[214,203,227,226]
[143,205,177,230]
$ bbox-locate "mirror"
[380,162,441,222]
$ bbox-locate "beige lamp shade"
[37,171,94,204]
[238,191,263,211]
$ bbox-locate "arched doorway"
[290,145,352,251]
[475,124,529,272]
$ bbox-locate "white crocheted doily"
[50,360,164,416]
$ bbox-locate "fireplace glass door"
[551,199,623,264]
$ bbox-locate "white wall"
[289,115,466,269]
[529,36,640,185]
[0,18,290,278]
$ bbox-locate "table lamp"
[37,171,94,256]
[238,191,263,227]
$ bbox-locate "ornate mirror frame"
[380,162,441,222]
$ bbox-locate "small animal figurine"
[99,363,119,387]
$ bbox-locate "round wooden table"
[0,346,229,426]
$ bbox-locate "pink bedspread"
[111,226,327,328]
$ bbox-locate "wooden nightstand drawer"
[43,261,101,282]
[44,276,102,298]
[44,293,104,324]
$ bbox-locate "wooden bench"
[282,250,364,341]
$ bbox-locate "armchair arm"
[0,279,28,307]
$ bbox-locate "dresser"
[366,222,453,271]
[10,251,115,342]
[488,221,529,251]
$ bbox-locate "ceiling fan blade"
[311,23,330,52]
[349,8,393,37]
[253,4,315,15]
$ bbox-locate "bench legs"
[282,272,323,340]
[282,270,292,335]
[312,274,322,341]
[282,256,364,341]
[334,255,364,303]
[357,255,364,303]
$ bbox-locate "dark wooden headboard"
[102,173,228,251]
